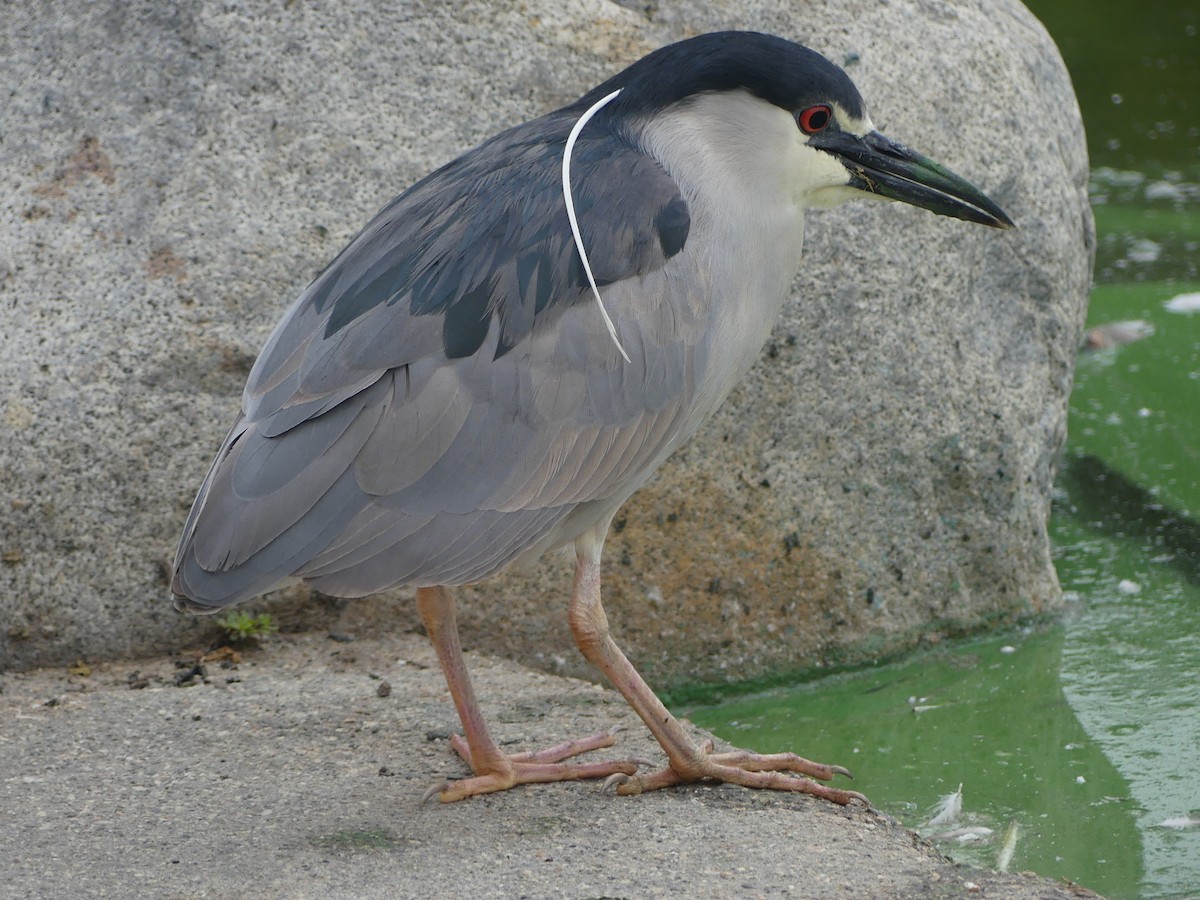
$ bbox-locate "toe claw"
[831,765,853,780]
[601,772,633,794]
[420,781,450,805]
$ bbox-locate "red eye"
[797,105,832,134]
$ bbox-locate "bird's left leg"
[416,585,639,802]
[567,535,867,806]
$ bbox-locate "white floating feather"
[1165,291,1200,314]
[927,826,994,843]
[1158,813,1200,829]
[562,88,630,363]
[996,819,1020,872]
[926,783,963,827]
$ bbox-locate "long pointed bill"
[811,129,1015,229]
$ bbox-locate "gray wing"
[172,112,703,610]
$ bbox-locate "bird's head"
[578,31,1014,229]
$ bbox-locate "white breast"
[633,90,812,421]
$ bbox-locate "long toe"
[707,748,854,782]
[450,731,624,765]
[614,743,869,807]
[433,757,641,802]
[429,731,640,802]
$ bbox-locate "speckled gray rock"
[0,0,1092,678]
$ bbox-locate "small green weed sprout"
[217,610,278,643]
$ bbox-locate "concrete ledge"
[0,631,1100,898]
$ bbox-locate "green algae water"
[684,628,1145,896]
[684,3,1200,897]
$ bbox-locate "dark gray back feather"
[251,113,690,414]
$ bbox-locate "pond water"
[682,4,1200,898]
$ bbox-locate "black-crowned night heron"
[173,31,1013,805]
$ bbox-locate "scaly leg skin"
[416,585,639,802]
[567,533,868,807]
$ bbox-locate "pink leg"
[566,547,867,806]
[416,585,638,802]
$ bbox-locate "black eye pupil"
[801,107,829,132]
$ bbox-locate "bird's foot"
[604,739,868,806]
[422,727,641,802]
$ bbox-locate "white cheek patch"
[792,142,854,199]
[793,104,872,205]
[831,104,873,138]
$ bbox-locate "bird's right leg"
[567,538,866,806]
[416,585,638,801]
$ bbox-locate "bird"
[172,31,1013,805]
